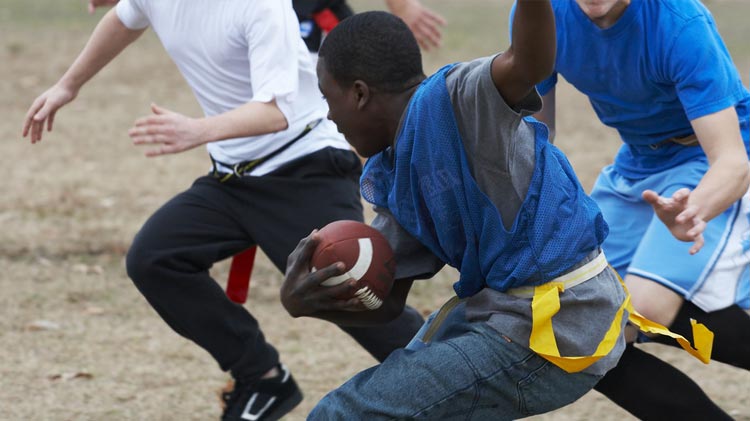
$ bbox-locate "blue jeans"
[309,300,602,420]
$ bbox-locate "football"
[311,220,395,310]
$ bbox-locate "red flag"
[312,8,340,33]
[226,247,257,304]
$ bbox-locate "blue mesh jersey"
[361,64,608,298]
[520,0,750,178]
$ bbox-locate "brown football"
[311,220,395,310]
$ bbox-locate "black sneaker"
[221,364,303,421]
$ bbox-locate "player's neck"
[578,0,631,29]
[387,78,424,149]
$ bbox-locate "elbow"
[265,99,289,133]
[538,59,556,84]
[730,152,750,188]
[509,41,556,86]
[381,303,405,323]
[526,56,556,86]
[508,50,556,88]
[371,298,406,324]
[272,113,289,133]
[738,161,750,193]
[721,154,750,198]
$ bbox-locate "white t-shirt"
[116,0,350,175]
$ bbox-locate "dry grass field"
[2,1,749,420]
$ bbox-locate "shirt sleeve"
[536,73,558,97]
[445,56,540,229]
[243,1,306,122]
[667,16,746,121]
[370,207,445,281]
[449,56,542,117]
[115,0,150,30]
[446,56,541,173]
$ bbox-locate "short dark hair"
[319,11,424,93]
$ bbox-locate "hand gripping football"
[311,220,396,310]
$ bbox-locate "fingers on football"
[286,232,320,277]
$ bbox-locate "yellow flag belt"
[508,252,714,373]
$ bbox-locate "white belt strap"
[506,252,608,299]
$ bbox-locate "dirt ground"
[2,1,749,420]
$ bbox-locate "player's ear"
[353,80,371,111]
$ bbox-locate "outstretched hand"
[281,230,367,318]
[643,188,706,254]
[22,84,77,144]
[387,0,446,51]
[129,104,208,157]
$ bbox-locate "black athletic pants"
[125,148,425,382]
[594,299,750,419]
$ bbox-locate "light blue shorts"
[592,159,750,312]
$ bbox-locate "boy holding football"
[282,2,630,418]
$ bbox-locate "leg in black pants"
[594,344,732,421]
[594,296,750,419]
[126,148,424,383]
[650,301,750,370]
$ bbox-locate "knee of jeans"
[309,386,369,421]
[308,396,343,421]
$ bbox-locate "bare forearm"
[510,0,555,84]
[689,108,750,221]
[198,100,288,144]
[59,9,144,92]
[689,156,749,221]
[128,100,288,156]
[492,0,555,106]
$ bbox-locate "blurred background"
[1,0,748,419]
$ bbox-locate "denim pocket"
[517,360,603,416]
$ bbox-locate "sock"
[651,301,750,370]
[594,344,732,420]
